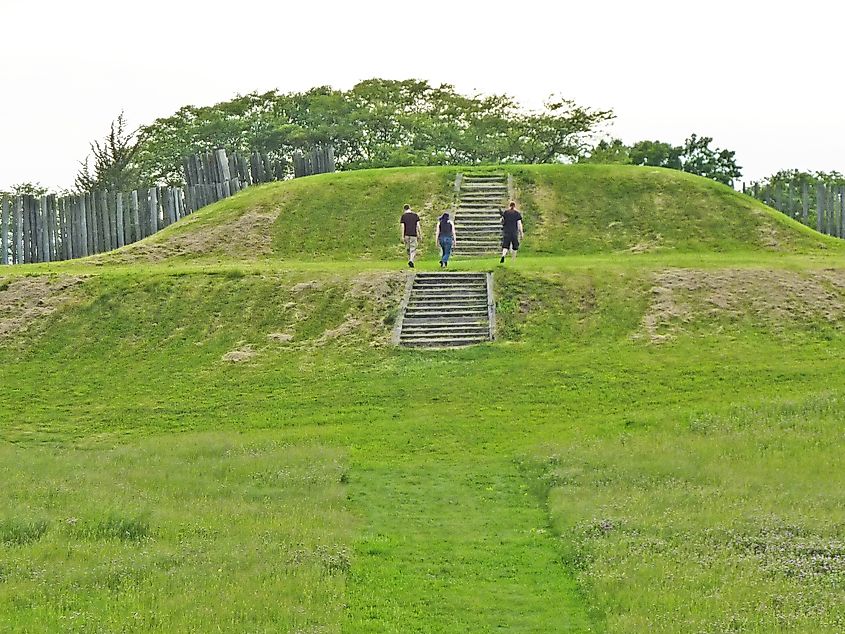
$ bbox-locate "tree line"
[96,79,615,191]
[12,77,832,199]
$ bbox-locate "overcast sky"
[0,0,840,191]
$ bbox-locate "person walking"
[435,212,456,268]
[500,201,524,263]
[400,204,421,268]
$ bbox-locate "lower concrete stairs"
[394,272,495,348]
[452,173,509,257]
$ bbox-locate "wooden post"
[100,191,112,252]
[1,197,9,265]
[51,195,60,261]
[130,190,140,242]
[58,196,65,261]
[30,197,38,262]
[839,186,845,238]
[78,195,88,257]
[228,153,238,184]
[45,196,55,261]
[19,197,26,264]
[88,193,99,253]
[122,191,132,244]
[64,197,74,260]
[828,185,836,237]
[327,145,336,172]
[20,197,27,263]
[166,188,177,225]
[115,192,125,248]
[13,197,23,264]
[785,183,793,217]
[802,182,809,225]
[38,196,49,263]
[216,149,231,182]
[149,187,159,234]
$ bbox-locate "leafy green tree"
[581,139,631,164]
[133,79,616,184]
[2,182,49,197]
[591,135,742,185]
[679,134,741,185]
[75,112,143,193]
[629,140,683,170]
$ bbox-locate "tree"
[679,134,741,185]
[592,134,742,185]
[629,140,683,170]
[75,112,143,193]
[581,139,631,164]
[132,80,616,184]
[2,182,49,197]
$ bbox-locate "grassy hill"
[93,164,838,265]
[1,166,844,632]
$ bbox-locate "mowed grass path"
[2,164,844,631]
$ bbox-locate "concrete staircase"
[394,272,495,348]
[452,173,509,257]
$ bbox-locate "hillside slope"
[91,164,839,265]
[2,165,845,633]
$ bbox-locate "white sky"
[0,0,841,190]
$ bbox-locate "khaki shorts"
[404,236,418,260]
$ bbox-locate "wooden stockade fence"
[744,181,845,239]
[1,146,335,265]
[293,146,336,178]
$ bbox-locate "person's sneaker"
[444,261,448,268]
[409,260,414,268]
[500,256,505,264]
[439,261,444,268]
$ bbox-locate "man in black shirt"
[400,204,421,268]
[500,201,524,263]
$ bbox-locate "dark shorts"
[502,232,520,250]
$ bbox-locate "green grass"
[0,434,350,632]
[510,164,838,255]
[532,395,845,632]
[1,165,844,632]
[91,164,843,266]
[270,167,454,260]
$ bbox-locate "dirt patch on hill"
[0,276,87,340]
[97,208,279,264]
[639,269,845,343]
[316,271,406,347]
[222,344,258,363]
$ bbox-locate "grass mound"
[94,164,837,265]
[2,163,845,632]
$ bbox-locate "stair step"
[411,284,487,290]
[407,304,488,311]
[401,321,489,329]
[405,310,488,317]
[400,335,488,344]
[401,329,488,338]
[407,293,487,300]
[405,303,488,310]
[402,318,488,326]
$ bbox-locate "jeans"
[439,236,453,263]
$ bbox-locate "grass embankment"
[1,165,844,632]
[93,163,838,266]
